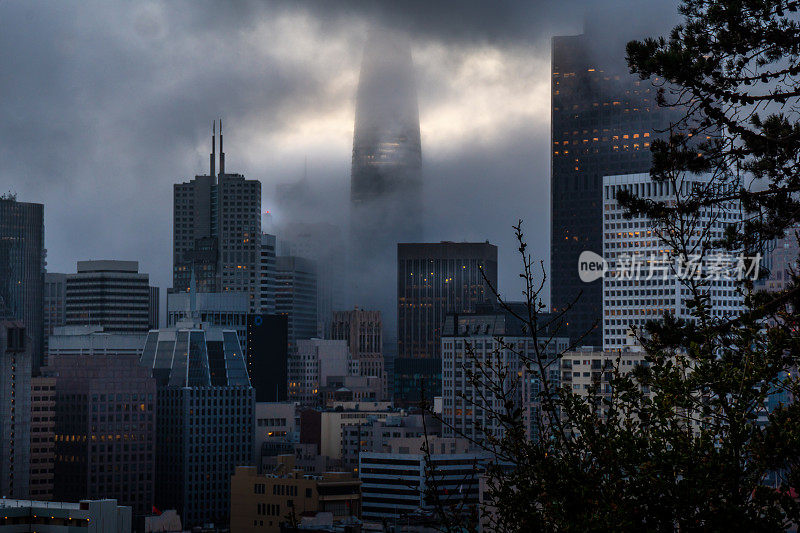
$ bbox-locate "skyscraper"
[50,350,156,516]
[550,33,678,346]
[351,31,423,245]
[173,121,261,311]
[0,197,44,370]
[602,173,743,349]
[65,260,153,334]
[397,242,498,360]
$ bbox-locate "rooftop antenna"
[219,118,225,176]
[210,120,216,178]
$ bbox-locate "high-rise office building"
[246,314,288,403]
[139,316,254,527]
[0,197,44,370]
[351,31,423,255]
[0,321,32,498]
[288,339,352,406]
[43,272,67,361]
[397,242,498,360]
[330,308,385,399]
[173,121,261,311]
[275,256,317,349]
[602,173,743,349]
[50,350,156,516]
[550,33,680,346]
[65,260,153,334]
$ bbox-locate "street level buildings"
[230,462,361,533]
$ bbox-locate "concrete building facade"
[65,261,153,334]
[230,463,360,533]
[602,173,743,349]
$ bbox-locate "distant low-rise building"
[341,414,443,472]
[300,403,398,462]
[230,461,360,533]
[0,498,131,533]
[359,446,485,522]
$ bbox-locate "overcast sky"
[0,0,679,305]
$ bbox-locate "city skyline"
[0,1,681,310]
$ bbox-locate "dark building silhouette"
[0,321,32,498]
[246,313,288,402]
[51,351,156,516]
[550,33,678,345]
[397,242,497,359]
[395,242,497,405]
[0,197,44,370]
[172,121,261,311]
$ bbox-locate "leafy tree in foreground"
[425,1,800,531]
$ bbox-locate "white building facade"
[602,173,744,349]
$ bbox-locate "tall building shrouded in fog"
[351,31,422,240]
[550,33,679,346]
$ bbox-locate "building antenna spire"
[219,118,225,176]
[210,120,216,178]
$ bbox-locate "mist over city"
[2,1,800,532]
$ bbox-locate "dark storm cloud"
[0,0,680,309]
